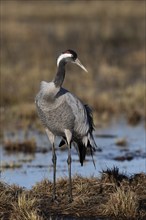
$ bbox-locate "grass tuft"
[101,186,138,219]
[11,193,42,220]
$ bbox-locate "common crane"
[35,49,98,202]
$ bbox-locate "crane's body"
[35,49,98,201]
[36,84,87,138]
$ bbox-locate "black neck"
[53,61,66,88]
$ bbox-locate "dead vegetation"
[0,168,146,220]
[0,162,22,170]
[115,138,127,146]
[3,138,36,153]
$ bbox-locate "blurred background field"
[1,0,145,131]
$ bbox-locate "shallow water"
[0,119,146,188]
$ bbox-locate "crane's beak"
[74,58,88,72]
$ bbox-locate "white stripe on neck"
[57,53,72,67]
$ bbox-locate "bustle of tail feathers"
[77,140,96,168]
[84,104,95,133]
[84,104,100,168]
[77,142,86,166]
[59,138,86,166]
[85,104,101,150]
[59,137,96,167]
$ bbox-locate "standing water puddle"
[0,119,146,188]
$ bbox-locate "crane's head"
[57,49,88,72]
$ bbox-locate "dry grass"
[1,1,145,131]
[3,138,36,153]
[0,168,146,220]
[11,193,42,220]
[101,186,138,218]
[115,138,127,146]
[0,162,22,170]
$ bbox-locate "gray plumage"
[35,82,97,162]
[35,49,98,201]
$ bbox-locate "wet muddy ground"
[0,119,145,188]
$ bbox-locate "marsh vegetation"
[1,168,146,220]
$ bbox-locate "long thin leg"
[67,143,72,202]
[52,143,57,200]
[45,128,56,200]
[65,129,73,202]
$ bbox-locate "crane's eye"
[72,56,76,61]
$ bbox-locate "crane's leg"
[65,129,73,202]
[67,143,72,202]
[52,142,57,200]
[45,128,56,200]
